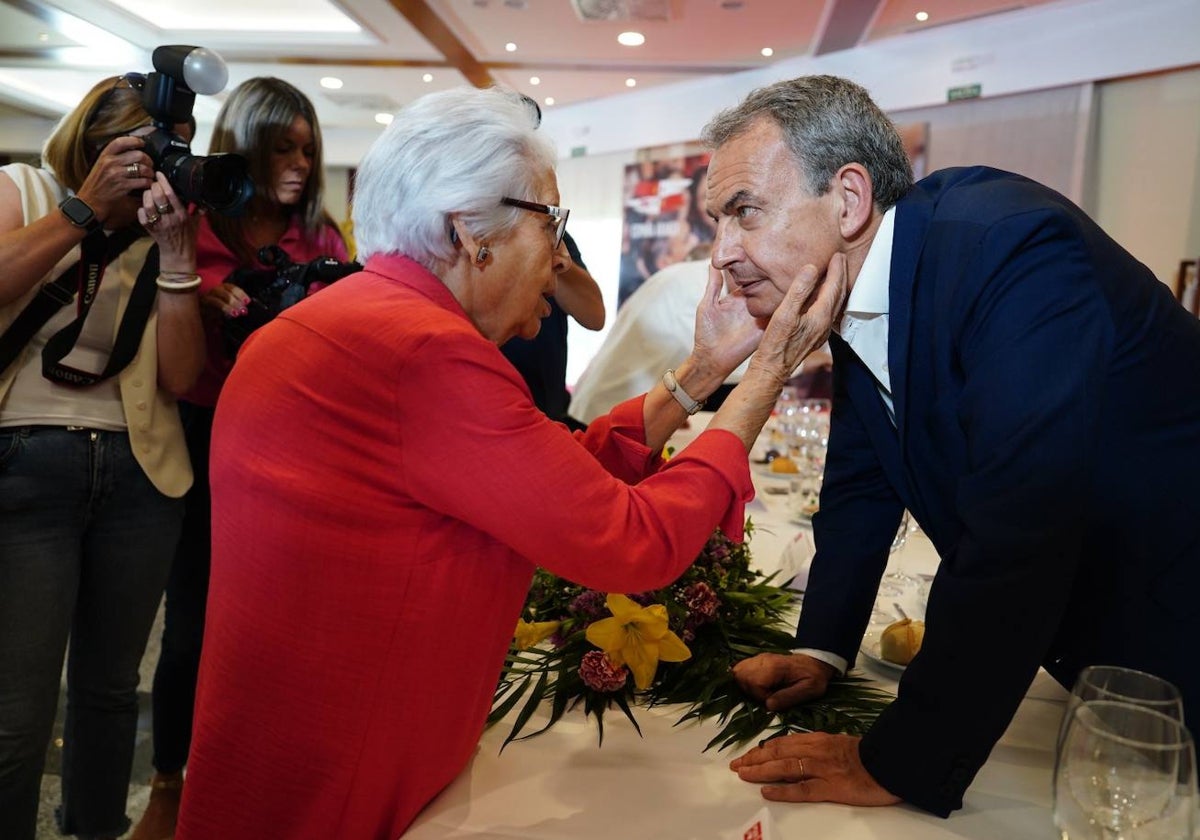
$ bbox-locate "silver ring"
[144,212,160,226]
[126,163,139,176]
[155,202,171,215]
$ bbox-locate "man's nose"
[711,220,739,269]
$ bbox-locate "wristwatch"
[663,369,704,415]
[59,196,101,233]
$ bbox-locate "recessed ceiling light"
[529,76,540,85]
[505,42,517,52]
[544,97,554,106]
[375,113,394,126]
[915,11,929,21]
[761,47,773,57]
[320,76,343,90]
[422,73,433,83]
[625,78,637,88]
[617,31,645,47]
[38,32,50,42]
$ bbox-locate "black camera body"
[221,244,361,356]
[138,46,253,215]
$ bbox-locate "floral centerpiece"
[490,520,892,752]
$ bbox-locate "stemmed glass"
[1057,666,1185,753]
[872,510,912,621]
[1054,700,1196,839]
[879,510,917,591]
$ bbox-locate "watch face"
[61,197,96,229]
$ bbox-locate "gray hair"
[352,86,556,269]
[701,75,913,208]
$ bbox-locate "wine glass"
[880,510,917,590]
[1054,700,1196,839]
[1057,666,1185,753]
[872,510,912,621]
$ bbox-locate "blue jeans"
[0,426,183,840]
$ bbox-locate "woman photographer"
[129,76,346,840]
[174,85,843,839]
[0,74,204,839]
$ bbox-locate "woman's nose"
[552,244,569,275]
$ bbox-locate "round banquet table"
[405,412,1068,839]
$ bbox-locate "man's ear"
[835,163,875,241]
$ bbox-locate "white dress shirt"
[796,207,896,675]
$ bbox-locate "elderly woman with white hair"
[175,86,845,840]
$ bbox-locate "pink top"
[176,253,754,839]
[184,214,348,406]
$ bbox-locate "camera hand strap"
[0,228,141,376]
[41,236,159,387]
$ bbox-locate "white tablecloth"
[405,413,1068,839]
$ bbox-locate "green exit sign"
[947,84,982,102]
[570,145,587,158]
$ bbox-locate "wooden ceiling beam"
[387,0,494,88]
[813,0,886,56]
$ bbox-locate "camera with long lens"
[221,244,362,355]
[137,45,253,215]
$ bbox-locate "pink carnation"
[579,650,629,693]
[682,582,719,621]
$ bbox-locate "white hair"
[352,86,557,269]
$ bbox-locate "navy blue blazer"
[795,167,1200,816]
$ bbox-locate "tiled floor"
[35,601,164,839]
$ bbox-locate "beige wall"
[1089,67,1200,292]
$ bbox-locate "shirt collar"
[842,206,895,317]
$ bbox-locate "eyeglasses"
[86,73,146,127]
[84,73,147,150]
[501,197,569,249]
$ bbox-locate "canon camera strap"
[0,227,141,377]
[40,231,159,387]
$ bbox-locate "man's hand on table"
[732,652,835,711]
[729,733,902,807]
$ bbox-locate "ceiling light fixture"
[915,11,929,21]
[38,32,49,42]
[544,97,554,106]
[422,73,433,83]
[761,47,773,57]
[617,31,645,47]
[320,76,343,90]
[625,78,637,88]
[505,42,517,52]
[530,76,540,85]
[375,113,394,125]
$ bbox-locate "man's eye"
[736,205,756,219]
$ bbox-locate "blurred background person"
[130,76,347,840]
[175,85,841,840]
[570,248,831,425]
[0,72,204,840]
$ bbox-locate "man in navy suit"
[710,76,1200,816]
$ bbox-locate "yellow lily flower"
[514,619,561,650]
[585,594,691,689]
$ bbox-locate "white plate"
[859,628,907,676]
[752,461,799,480]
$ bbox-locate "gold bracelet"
[156,274,202,293]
